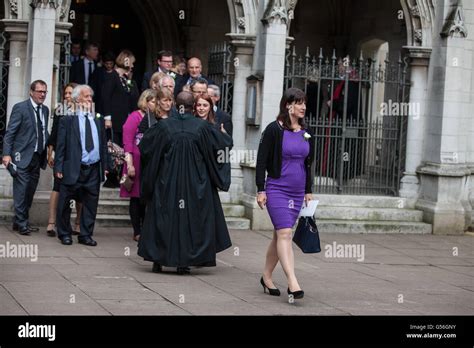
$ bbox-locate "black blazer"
[101,70,140,133]
[70,59,98,85]
[54,115,111,185]
[89,67,111,114]
[215,107,233,137]
[3,100,49,169]
[256,121,315,194]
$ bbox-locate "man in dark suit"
[141,50,175,91]
[208,84,233,137]
[2,80,50,235]
[69,39,82,65]
[70,42,99,85]
[89,51,116,114]
[174,57,214,97]
[54,85,111,246]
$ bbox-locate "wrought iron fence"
[285,46,411,196]
[0,31,9,157]
[57,34,71,102]
[207,41,234,114]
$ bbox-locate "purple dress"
[120,111,143,198]
[266,130,310,230]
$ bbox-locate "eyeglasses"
[34,90,48,94]
[161,60,173,64]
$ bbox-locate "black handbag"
[293,216,321,253]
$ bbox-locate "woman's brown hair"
[193,94,215,124]
[277,88,307,131]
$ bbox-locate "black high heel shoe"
[260,276,281,296]
[287,288,304,299]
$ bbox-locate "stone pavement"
[0,224,473,316]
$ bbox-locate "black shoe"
[47,229,56,238]
[260,276,281,296]
[78,236,97,247]
[287,288,304,299]
[152,263,162,273]
[12,223,19,231]
[27,225,39,233]
[19,227,31,236]
[177,267,191,275]
[60,236,73,245]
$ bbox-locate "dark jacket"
[70,58,98,85]
[101,70,140,133]
[54,115,111,185]
[174,74,215,97]
[3,100,49,169]
[256,121,315,194]
[89,66,111,114]
[215,107,233,137]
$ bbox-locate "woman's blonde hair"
[155,88,174,115]
[115,50,135,70]
[137,89,158,112]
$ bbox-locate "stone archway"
[400,0,436,47]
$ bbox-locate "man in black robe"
[138,92,233,274]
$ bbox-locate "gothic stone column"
[399,47,431,206]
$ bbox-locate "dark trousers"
[129,198,146,237]
[13,153,41,229]
[56,163,100,239]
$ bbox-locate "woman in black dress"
[101,49,140,147]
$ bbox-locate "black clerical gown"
[138,112,233,267]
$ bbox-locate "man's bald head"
[176,91,194,114]
[187,57,203,79]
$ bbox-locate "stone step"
[0,211,14,222]
[316,220,432,234]
[316,194,408,209]
[222,204,245,217]
[226,217,251,230]
[0,198,14,212]
[74,214,251,230]
[95,201,245,217]
[317,206,423,222]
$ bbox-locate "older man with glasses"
[2,80,50,235]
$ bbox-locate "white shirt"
[30,98,45,153]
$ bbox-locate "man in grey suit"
[2,80,50,235]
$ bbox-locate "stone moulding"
[440,3,468,38]
[262,0,289,25]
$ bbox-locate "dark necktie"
[85,114,94,153]
[35,105,44,154]
[88,62,93,84]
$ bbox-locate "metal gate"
[56,34,71,103]
[207,42,234,114]
[285,47,410,196]
[0,31,9,157]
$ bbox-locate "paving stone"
[0,225,472,315]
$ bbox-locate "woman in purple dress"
[256,88,315,300]
[121,89,157,241]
